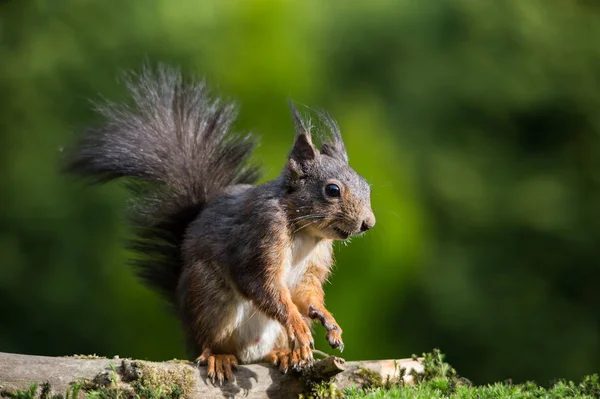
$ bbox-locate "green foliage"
[1,384,38,399]
[344,350,600,399]
[2,0,600,386]
[410,349,459,384]
[0,382,84,399]
[345,379,600,399]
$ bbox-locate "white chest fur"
[285,232,321,288]
[232,232,323,363]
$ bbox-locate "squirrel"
[64,64,375,383]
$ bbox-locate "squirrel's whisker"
[292,220,320,234]
[289,214,326,223]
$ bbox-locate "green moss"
[298,364,343,399]
[300,380,344,399]
[0,360,194,399]
[354,367,384,390]
[131,360,195,398]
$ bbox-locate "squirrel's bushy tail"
[65,64,261,304]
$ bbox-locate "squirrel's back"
[64,64,261,304]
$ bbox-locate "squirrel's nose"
[360,213,376,232]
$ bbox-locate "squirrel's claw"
[290,349,302,371]
[206,356,216,382]
[279,352,290,373]
[195,347,212,366]
[326,327,344,352]
[264,350,291,373]
[292,347,314,371]
[265,349,312,374]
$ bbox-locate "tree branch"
[0,352,423,398]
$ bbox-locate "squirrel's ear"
[290,132,317,163]
[289,101,318,164]
[288,133,317,179]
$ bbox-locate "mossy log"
[0,351,423,398]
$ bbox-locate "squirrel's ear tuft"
[289,100,311,138]
[316,110,348,163]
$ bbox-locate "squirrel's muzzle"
[360,212,376,232]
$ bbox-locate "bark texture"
[0,352,424,398]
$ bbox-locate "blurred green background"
[1,0,599,386]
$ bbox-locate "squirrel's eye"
[325,183,341,198]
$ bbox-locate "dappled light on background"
[1,0,600,386]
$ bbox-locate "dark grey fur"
[64,65,260,303]
[64,64,375,362]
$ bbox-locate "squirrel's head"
[283,102,375,241]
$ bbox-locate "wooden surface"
[0,352,423,398]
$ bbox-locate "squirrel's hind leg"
[178,265,242,383]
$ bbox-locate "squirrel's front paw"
[307,305,344,352]
[286,313,315,363]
